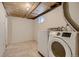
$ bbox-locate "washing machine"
[48,31,79,57]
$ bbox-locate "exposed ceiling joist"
[33,2,62,19]
[26,2,41,19]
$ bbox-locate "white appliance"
[48,31,79,57]
[37,30,49,57]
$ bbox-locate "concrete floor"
[3,40,41,57]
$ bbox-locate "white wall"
[35,6,67,30]
[34,5,67,40]
[8,16,35,44]
[0,3,8,56]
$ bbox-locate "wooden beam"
[32,2,62,19]
[27,2,41,19]
[23,2,35,18]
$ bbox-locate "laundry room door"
[49,37,72,57]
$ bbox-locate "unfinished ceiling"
[3,2,61,19]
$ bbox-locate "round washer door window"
[51,41,66,57]
[49,37,72,57]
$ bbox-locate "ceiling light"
[26,3,31,11]
[36,16,45,23]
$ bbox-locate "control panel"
[50,31,72,38]
[62,32,71,37]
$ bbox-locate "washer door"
[49,37,72,57]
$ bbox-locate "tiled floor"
[3,40,41,57]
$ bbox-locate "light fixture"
[36,16,45,23]
[25,3,31,11]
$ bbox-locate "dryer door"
[49,37,72,57]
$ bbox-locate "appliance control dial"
[57,32,60,36]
